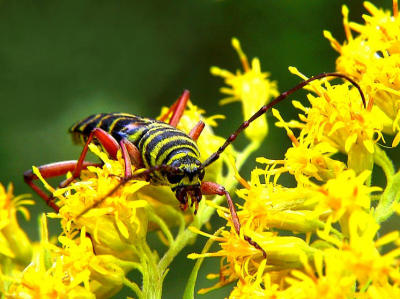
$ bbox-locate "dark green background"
[0,1,394,298]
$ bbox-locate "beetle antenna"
[201,72,366,169]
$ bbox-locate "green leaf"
[374,145,395,181]
[375,171,400,223]
[183,229,218,299]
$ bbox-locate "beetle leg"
[78,131,143,180]
[159,97,178,122]
[24,160,100,212]
[24,129,137,211]
[188,121,205,141]
[121,138,144,169]
[119,138,147,179]
[60,129,143,185]
[60,128,120,188]
[168,90,190,127]
[159,90,191,127]
[120,138,149,181]
[119,139,132,179]
[201,181,266,257]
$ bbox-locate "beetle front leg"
[24,160,100,211]
[201,181,266,257]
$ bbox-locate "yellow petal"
[328,121,345,136]
[363,139,375,154]
[115,213,129,239]
[392,131,400,147]
[345,133,358,152]
[32,166,55,193]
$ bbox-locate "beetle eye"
[199,170,205,181]
[167,173,185,184]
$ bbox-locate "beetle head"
[167,158,205,213]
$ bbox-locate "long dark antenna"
[201,72,366,169]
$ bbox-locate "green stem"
[164,204,186,235]
[236,140,261,170]
[374,171,400,223]
[374,145,395,181]
[158,224,197,273]
[148,208,174,245]
[119,260,144,273]
[373,145,399,223]
[183,229,219,299]
[123,278,143,299]
[140,241,163,299]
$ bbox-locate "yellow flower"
[367,283,400,299]
[311,170,381,224]
[56,227,130,297]
[280,212,400,298]
[38,145,150,261]
[284,251,357,299]
[234,166,327,234]
[189,161,381,295]
[287,67,383,174]
[228,261,283,299]
[318,211,400,288]
[211,37,279,142]
[0,183,33,266]
[189,225,317,293]
[188,3,400,298]
[6,262,96,299]
[262,108,346,183]
[238,164,379,231]
[324,2,400,146]
[5,215,96,299]
[5,215,131,298]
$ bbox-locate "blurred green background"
[0,0,395,298]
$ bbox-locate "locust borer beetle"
[24,73,366,257]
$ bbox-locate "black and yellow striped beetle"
[24,73,366,256]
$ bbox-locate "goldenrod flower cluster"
[0,184,32,270]
[1,1,400,298]
[188,1,400,298]
[325,1,400,147]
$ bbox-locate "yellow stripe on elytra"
[96,114,114,129]
[164,151,198,164]
[77,113,103,132]
[127,128,146,144]
[108,117,129,133]
[154,138,199,166]
[141,124,173,153]
[114,113,136,117]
